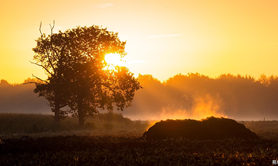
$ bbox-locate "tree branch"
[48,20,56,73]
[49,20,55,35]
[39,21,43,36]
[23,81,39,85]
[37,21,56,75]
[30,61,53,76]
[31,74,48,83]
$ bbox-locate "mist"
[0,79,49,114]
[122,74,278,121]
[1,73,278,121]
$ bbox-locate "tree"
[32,24,141,125]
[32,22,71,122]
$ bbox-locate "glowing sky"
[1,0,278,83]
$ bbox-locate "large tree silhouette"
[32,24,141,125]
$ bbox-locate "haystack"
[143,117,257,140]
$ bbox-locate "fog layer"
[1,73,278,120]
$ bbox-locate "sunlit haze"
[1,0,278,83]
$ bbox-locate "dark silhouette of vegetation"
[2,73,278,120]
[0,136,276,165]
[32,24,141,125]
[143,117,258,140]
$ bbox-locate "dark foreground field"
[0,114,278,165]
[0,136,277,166]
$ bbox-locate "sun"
[104,53,126,67]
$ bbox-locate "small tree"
[32,24,141,125]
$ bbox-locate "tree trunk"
[53,95,61,124]
[52,105,61,130]
[77,102,85,127]
[78,113,85,127]
[54,109,60,122]
[53,104,60,124]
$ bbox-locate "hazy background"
[1,73,278,121]
[1,0,278,83]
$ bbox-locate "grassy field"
[0,113,149,138]
[0,114,278,165]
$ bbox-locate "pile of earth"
[143,117,258,140]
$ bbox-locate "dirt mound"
[143,117,258,140]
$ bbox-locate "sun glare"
[105,53,126,67]
[104,53,127,71]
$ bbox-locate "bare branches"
[49,20,55,35]
[31,74,48,83]
[37,20,57,75]
[23,81,39,85]
[39,22,43,36]
[48,20,56,73]
[39,20,55,36]
[30,61,53,76]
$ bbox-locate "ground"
[0,136,277,165]
[0,114,278,165]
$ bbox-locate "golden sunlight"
[105,53,126,67]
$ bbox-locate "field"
[0,114,278,165]
[0,113,148,138]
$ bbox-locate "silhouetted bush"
[143,117,258,140]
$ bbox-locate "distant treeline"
[125,74,278,120]
[1,73,278,120]
[0,79,49,114]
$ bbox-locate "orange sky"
[1,0,278,83]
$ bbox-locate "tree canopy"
[32,24,141,125]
